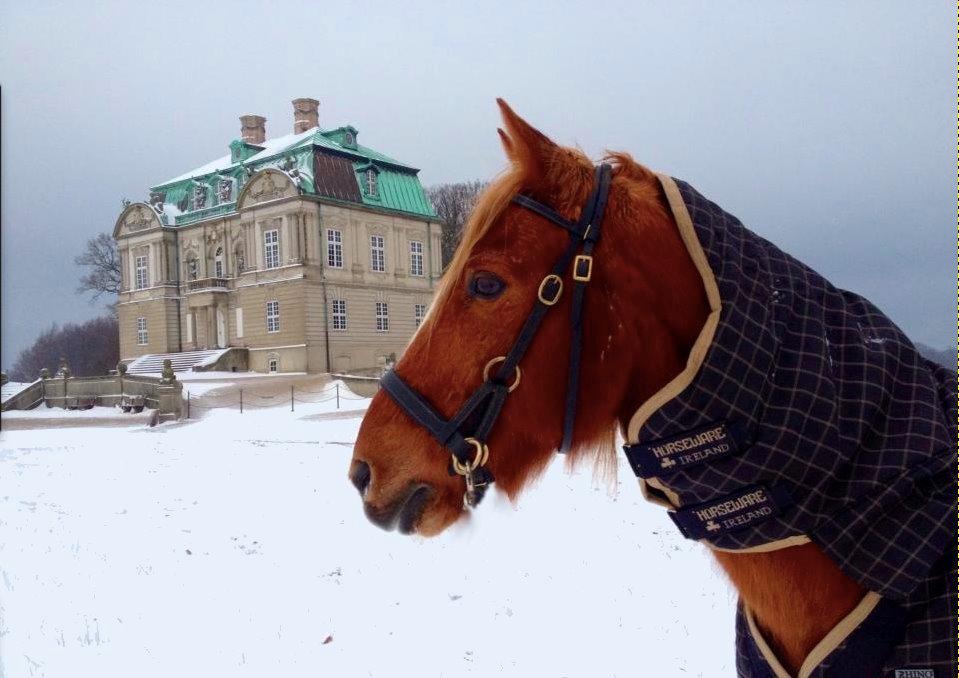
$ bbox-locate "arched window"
[214,247,224,278]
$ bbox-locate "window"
[266,300,280,333]
[375,301,389,332]
[135,255,149,289]
[370,234,385,272]
[268,357,279,373]
[187,257,198,281]
[214,247,224,278]
[327,229,343,268]
[136,317,148,345]
[365,169,378,196]
[409,240,424,276]
[332,299,347,331]
[264,229,280,269]
[414,303,427,328]
[235,308,244,339]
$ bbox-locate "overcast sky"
[1,1,954,367]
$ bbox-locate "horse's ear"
[496,98,558,179]
[497,128,513,155]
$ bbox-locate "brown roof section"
[313,150,362,203]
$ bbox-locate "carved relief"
[124,205,155,232]
[245,172,294,205]
[181,239,199,257]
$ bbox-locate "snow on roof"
[158,127,319,186]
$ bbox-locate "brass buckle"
[483,356,522,392]
[573,254,593,282]
[451,437,490,475]
[537,274,564,306]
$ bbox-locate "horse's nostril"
[350,460,372,496]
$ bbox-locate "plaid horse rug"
[621,176,956,677]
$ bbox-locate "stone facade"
[114,102,441,374]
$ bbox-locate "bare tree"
[426,181,487,267]
[76,232,121,300]
[9,315,119,381]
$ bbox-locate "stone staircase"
[126,349,228,375]
[1,380,36,406]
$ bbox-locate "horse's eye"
[469,272,506,300]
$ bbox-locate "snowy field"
[0,382,737,677]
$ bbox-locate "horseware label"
[623,421,743,478]
[669,485,788,540]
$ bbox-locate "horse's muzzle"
[361,482,433,535]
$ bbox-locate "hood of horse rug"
[622,176,956,604]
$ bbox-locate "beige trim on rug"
[797,592,882,677]
[639,477,683,508]
[743,592,882,678]
[744,607,793,678]
[625,174,720,512]
[627,174,722,442]
[708,535,811,553]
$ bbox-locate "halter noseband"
[380,164,613,507]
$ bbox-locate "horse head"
[349,99,709,536]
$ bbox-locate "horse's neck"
[607,181,864,674]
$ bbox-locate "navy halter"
[379,164,613,507]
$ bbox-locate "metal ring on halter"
[451,437,489,475]
[537,274,564,306]
[483,356,521,392]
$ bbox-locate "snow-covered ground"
[0,382,737,677]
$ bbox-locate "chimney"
[239,114,266,145]
[292,98,319,133]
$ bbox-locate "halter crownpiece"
[380,164,613,508]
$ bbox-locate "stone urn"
[55,357,71,379]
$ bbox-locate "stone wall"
[1,373,182,419]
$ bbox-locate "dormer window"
[344,131,355,147]
[365,169,378,197]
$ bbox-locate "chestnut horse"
[350,100,866,674]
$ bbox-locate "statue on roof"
[193,183,207,210]
[217,178,233,203]
[149,190,166,213]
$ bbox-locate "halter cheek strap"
[379,164,613,506]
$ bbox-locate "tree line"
[7,182,487,381]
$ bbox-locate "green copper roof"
[148,124,435,226]
[353,162,435,215]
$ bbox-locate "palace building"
[114,98,441,373]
